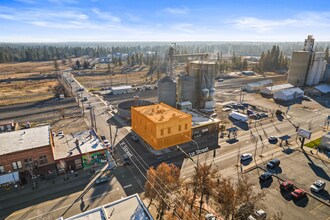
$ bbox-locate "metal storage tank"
[158,76,177,107]
[178,74,196,104]
[201,88,209,98]
[209,87,216,98]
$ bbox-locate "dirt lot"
[51,116,88,135]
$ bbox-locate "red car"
[280,180,294,191]
[291,189,306,199]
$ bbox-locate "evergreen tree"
[325,46,329,63]
[53,59,60,72]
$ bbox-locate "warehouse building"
[242,79,273,92]
[260,83,294,95]
[110,85,133,95]
[273,87,304,101]
[323,64,330,83]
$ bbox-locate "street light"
[184,135,200,166]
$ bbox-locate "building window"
[12,161,22,170]
[185,124,188,130]
[168,127,171,134]
[178,125,181,132]
[39,155,48,165]
[160,129,164,136]
[0,165,4,173]
[24,158,33,168]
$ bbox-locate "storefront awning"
[0,172,19,185]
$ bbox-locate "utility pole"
[90,106,94,129]
[92,107,97,132]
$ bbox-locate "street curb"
[257,166,330,208]
[296,147,330,164]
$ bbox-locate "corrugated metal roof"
[278,87,304,96]
[111,85,132,91]
[265,83,294,91]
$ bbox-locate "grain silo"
[178,74,196,104]
[188,60,216,109]
[158,76,177,107]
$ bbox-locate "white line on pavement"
[123,184,132,189]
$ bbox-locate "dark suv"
[123,154,130,165]
[267,159,280,169]
[259,172,272,181]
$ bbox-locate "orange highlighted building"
[131,103,192,150]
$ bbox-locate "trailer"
[229,112,248,122]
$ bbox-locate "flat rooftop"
[247,79,272,86]
[189,60,216,65]
[133,103,191,123]
[0,125,50,155]
[182,109,220,127]
[53,129,106,160]
[63,194,153,220]
[264,83,294,91]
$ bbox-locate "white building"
[260,84,294,95]
[303,35,315,52]
[110,85,133,95]
[61,194,153,220]
[306,52,327,86]
[243,80,273,92]
[273,87,304,101]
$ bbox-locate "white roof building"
[0,125,50,155]
[61,194,153,220]
[110,85,133,95]
[273,87,304,101]
[260,84,294,95]
[243,79,273,91]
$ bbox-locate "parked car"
[254,209,267,219]
[267,159,280,169]
[131,135,139,142]
[81,96,88,102]
[259,172,272,181]
[268,136,278,142]
[123,154,130,165]
[291,189,306,199]
[310,180,326,193]
[77,87,84,92]
[240,153,253,161]
[275,110,283,116]
[247,109,254,115]
[222,107,231,112]
[103,139,110,145]
[95,176,109,184]
[100,135,106,141]
[217,78,224,82]
[58,131,64,137]
[259,112,268,118]
[205,213,216,220]
[280,180,294,191]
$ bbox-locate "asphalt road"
[4,72,326,219]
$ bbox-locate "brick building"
[0,126,56,184]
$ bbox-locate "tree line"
[1,42,329,64]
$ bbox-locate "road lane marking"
[123,184,132,189]
[309,203,323,213]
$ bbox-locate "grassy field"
[305,137,322,148]
[0,61,65,106]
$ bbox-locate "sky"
[0,0,330,42]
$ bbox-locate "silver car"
[310,180,325,193]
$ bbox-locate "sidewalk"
[242,129,329,173]
[0,170,93,210]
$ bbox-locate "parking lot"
[243,150,330,220]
